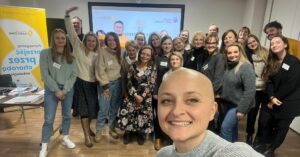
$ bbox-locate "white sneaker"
[38,149,47,157]
[109,128,118,139]
[61,136,76,149]
[94,131,102,143]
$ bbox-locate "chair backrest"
[0,74,16,87]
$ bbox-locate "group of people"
[38,6,300,157]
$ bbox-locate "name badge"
[108,60,113,66]
[202,64,208,70]
[191,56,195,61]
[160,61,168,67]
[53,62,61,69]
[137,71,145,77]
[282,63,290,71]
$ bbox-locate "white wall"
[243,0,267,38]
[0,0,10,5]
[3,0,267,39]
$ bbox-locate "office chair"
[0,74,16,87]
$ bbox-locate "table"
[0,88,44,123]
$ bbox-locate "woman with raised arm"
[65,7,100,148]
[38,29,77,157]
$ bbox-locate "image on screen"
[88,2,185,40]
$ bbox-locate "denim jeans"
[96,79,122,131]
[220,107,238,142]
[41,86,74,143]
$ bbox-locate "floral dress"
[118,62,156,134]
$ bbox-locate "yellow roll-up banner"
[0,6,48,87]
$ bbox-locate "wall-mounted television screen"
[88,2,185,40]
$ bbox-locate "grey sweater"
[39,48,77,94]
[221,62,256,114]
[156,130,263,157]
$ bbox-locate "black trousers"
[258,108,294,149]
[246,91,268,136]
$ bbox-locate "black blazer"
[264,54,300,118]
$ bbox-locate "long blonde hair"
[224,42,249,73]
[246,34,269,63]
[82,32,100,55]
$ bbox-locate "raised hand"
[66,6,78,16]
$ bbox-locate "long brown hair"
[220,29,238,53]
[262,35,289,81]
[50,29,73,64]
[148,32,161,56]
[105,32,122,64]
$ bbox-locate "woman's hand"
[270,97,282,106]
[103,89,110,100]
[236,112,245,121]
[55,91,65,100]
[267,102,273,110]
[66,6,78,16]
[134,94,143,104]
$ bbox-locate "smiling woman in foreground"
[156,68,263,157]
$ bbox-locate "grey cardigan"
[221,62,256,114]
[156,130,263,157]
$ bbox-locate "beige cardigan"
[65,16,98,82]
[95,47,122,86]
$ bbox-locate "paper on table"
[0,95,6,100]
[4,95,43,104]
[8,87,28,96]
[8,86,39,96]
[36,89,45,95]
